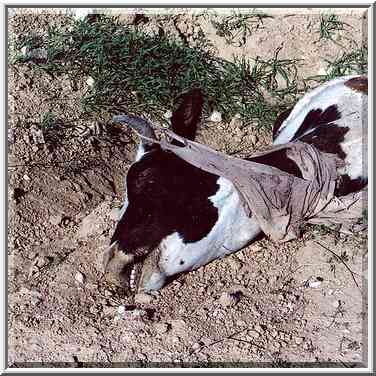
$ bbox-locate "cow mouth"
[128,260,143,292]
[102,242,145,294]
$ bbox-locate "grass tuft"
[40,111,58,129]
[210,9,273,46]
[318,13,348,42]
[14,14,300,130]
[304,46,367,85]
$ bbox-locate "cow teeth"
[130,266,136,290]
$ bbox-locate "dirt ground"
[7,8,368,368]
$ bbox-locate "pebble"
[86,76,95,87]
[49,214,63,226]
[154,322,169,334]
[8,129,15,145]
[250,135,259,145]
[170,319,187,332]
[23,174,30,181]
[117,305,125,315]
[75,271,86,284]
[109,207,120,221]
[123,308,148,320]
[191,342,202,351]
[248,330,260,339]
[30,126,45,144]
[104,289,113,297]
[36,256,50,268]
[163,110,172,119]
[295,336,304,345]
[218,291,241,308]
[270,329,278,338]
[308,280,321,288]
[134,292,154,305]
[209,110,222,123]
[253,324,264,333]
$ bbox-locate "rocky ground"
[7,8,368,368]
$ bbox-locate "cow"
[104,75,368,295]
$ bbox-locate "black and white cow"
[105,75,367,294]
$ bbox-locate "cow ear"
[170,88,204,142]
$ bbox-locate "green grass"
[304,46,367,85]
[40,111,58,129]
[318,13,348,42]
[210,10,273,46]
[14,14,300,130]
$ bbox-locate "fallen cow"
[105,75,367,295]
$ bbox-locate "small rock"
[49,214,63,226]
[104,289,113,297]
[109,207,120,221]
[230,116,243,129]
[270,329,278,338]
[154,322,169,334]
[248,330,260,339]
[8,129,15,145]
[295,336,304,345]
[134,292,154,304]
[163,110,172,119]
[36,256,50,268]
[30,126,45,144]
[170,319,187,332]
[86,76,95,87]
[75,271,86,284]
[250,134,259,145]
[23,174,30,181]
[171,336,181,344]
[218,291,241,308]
[253,324,264,333]
[308,280,321,288]
[21,46,28,56]
[79,213,100,238]
[191,342,202,351]
[117,305,125,315]
[209,110,222,123]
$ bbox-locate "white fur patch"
[158,177,261,278]
[274,75,367,181]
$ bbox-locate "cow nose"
[102,241,134,274]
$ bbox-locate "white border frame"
[1,1,373,373]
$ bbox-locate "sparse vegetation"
[305,46,367,84]
[15,14,299,130]
[318,13,348,42]
[40,111,58,129]
[210,9,272,46]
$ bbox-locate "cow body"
[107,76,367,293]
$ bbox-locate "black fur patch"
[335,176,367,196]
[297,124,349,159]
[111,149,219,253]
[249,150,303,178]
[293,105,341,140]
